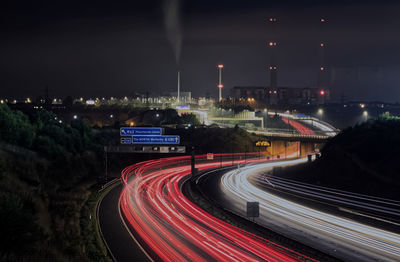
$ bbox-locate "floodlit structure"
[217,64,224,101]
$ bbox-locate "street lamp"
[363,110,368,120]
[317,108,324,121]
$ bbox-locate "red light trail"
[281,117,315,135]
[120,154,318,262]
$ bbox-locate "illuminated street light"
[73,115,78,119]
[363,111,368,117]
[360,104,365,108]
[110,114,114,118]
[317,108,324,121]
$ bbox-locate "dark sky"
[1,0,400,102]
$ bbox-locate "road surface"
[118,154,317,262]
[218,159,400,262]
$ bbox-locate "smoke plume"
[163,0,183,66]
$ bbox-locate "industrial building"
[230,86,330,105]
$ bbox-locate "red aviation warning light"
[269,42,277,46]
[217,84,224,89]
[218,64,224,68]
[320,90,325,95]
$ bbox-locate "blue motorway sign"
[131,135,180,144]
[120,137,132,144]
[120,127,163,136]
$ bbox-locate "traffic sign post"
[247,201,260,222]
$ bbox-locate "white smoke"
[163,0,183,66]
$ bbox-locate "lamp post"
[317,108,324,121]
[363,110,368,121]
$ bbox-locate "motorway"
[98,183,151,262]
[217,159,400,262]
[97,112,339,261]
[100,154,319,262]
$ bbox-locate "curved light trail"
[220,159,400,261]
[281,117,314,135]
[254,175,400,219]
[120,154,316,262]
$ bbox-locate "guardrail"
[98,178,120,193]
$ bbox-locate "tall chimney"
[268,18,278,91]
[177,71,180,103]
[318,18,327,104]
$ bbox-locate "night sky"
[1,0,400,102]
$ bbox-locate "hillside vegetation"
[281,116,400,200]
[0,104,108,261]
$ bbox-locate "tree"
[179,113,200,125]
